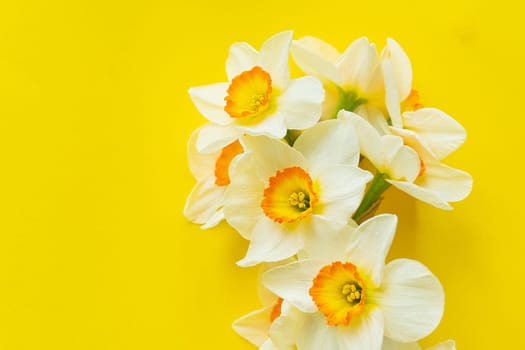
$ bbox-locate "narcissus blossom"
[339,110,472,210]
[382,338,456,350]
[290,36,409,131]
[184,127,244,228]
[263,215,444,350]
[189,31,325,154]
[381,41,467,160]
[224,119,372,266]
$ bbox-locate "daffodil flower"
[232,261,294,350]
[381,41,467,160]
[263,214,444,350]
[339,111,472,212]
[223,119,372,266]
[290,36,405,132]
[184,127,244,228]
[188,31,325,154]
[382,338,456,350]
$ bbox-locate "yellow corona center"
[309,261,366,326]
[269,298,284,323]
[224,66,272,118]
[401,89,424,112]
[214,140,243,186]
[261,167,318,224]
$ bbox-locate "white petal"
[337,110,383,169]
[294,119,360,171]
[242,135,307,183]
[384,38,412,101]
[382,59,403,128]
[226,42,259,81]
[183,177,225,226]
[301,216,354,262]
[260,339,278,350]
[295,312,340,349]
[382,338,421,350]
[315,165,373,222]
[237,217,304,267]
[377,259,444,343]
[337,37,372,89]
[291,37,342,84]
[355,104,390,136]
[223,154,265,238]
[345,214,397,286]
[269,302,307,350]
[427,340,456,350]
[417,162,473,202]
[188,83,231,125]
[201,210,224,229]
[263,260,322,313]
[336,307,384,350]
[388,180,453,210]
[232,306,272,347]
[196,123,241,153]
[402,108,466,160]
[259,31,293,89]
[388,143,421,182]
[235,111,287,139]
[277,76,324,130]
[186,127,218,180]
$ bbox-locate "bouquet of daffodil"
[184,31,472,350]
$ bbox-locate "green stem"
[352,172,391,223]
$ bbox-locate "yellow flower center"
[214,140,243,186]
[309,261,366,326]
[261,167,318,224]
[224,66,272,118]
[401,89,424,112]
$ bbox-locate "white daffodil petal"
[296,312,339,349]
[237,217,303,267]
[223,154,265,238]
[226,42,259,81]
[388,180,453,210]
[337,37,371,88]
[294,119,360,171]
[315,165,373,222]
[200,210,224,229]
[378,259,444,343]
[337,110,383,168]
[260,339,278,350]
[382,59,403,128]
[242,135,307,182]
[417,162,473,202]
[188,83,231,125]
[427,340,456,350]
[402,108,466,160]
[301,216,354,262]
[259,31,293,89]
[184,177,225,226]
[346,214,397,286]
[236,112,287,139]
[336,307,384,350]
[263,260,321,313]
[389,144,421,182]
[291,37,342,84]
[196,123,241,154]
[382,338,421,350]
[385,38,412,101]
[277,76,324,130]
[269,302,306,350]
[186,127,218,180]
[232,306,273,347]
[355,104,390,136]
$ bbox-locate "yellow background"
[0,0,518,348]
